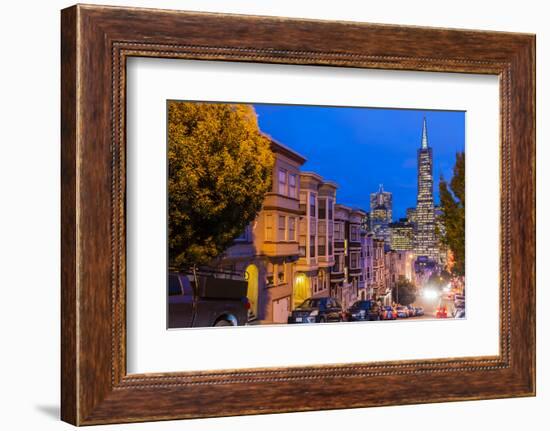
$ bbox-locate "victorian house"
[219,139,305,324]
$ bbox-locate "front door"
[293,273,311,309]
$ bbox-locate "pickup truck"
[168,271,250,328]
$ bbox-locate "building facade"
[370,184,393,246]
[371,237,391,304]
[219,140,306,323]
[389,219,415,251]
[295,172,337,307]
[348,208,367,307]
[370,184,393,221]
[363,234,375,300]
[330,204,350,307]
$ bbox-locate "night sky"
[253,104,465,220]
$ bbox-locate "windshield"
[299,299,319,309]
[168,274,182,296]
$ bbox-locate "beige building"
[329,205,365,309]
[348,208,366,307]
[371,237,391,305]
[295,173,338,307]
[219,139,341,324]
[219,139,305,324]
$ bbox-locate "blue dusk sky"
[253,104,465,220]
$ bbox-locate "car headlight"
[309,310,319,317]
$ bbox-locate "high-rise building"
[414,117,438,260]
[406,207,417,226]
[370,184,392,245]
[370,184,393,221]
[389,219,414,251]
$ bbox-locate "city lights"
[423,288,439,300]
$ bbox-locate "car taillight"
[245,301,251,310]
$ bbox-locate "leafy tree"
[168,101,274,269]
[438,152,465,275]
[392,277,417,306]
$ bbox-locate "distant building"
[387,250,415,287]
[361,212,371,232]
[370,184,393,221]
[370,185,392,246]
[389,219,415,251]
[406,207,417,226]
[370,205,391,243]
[414,117,439,261]
[372,238,391,305]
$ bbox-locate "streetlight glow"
[423,288,438,300]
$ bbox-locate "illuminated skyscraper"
[414,117,438,260]
[370,184,392,245]
[370,184,392,222]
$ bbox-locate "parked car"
[395,306,409,318]
[346,300,380,321]
[380,305,397,320]
[168,271,250,328]
[406,305,417,317]
[288,297,344,324]
[453,307,466,319]
[414,306,425,316]
[435,305,448,318]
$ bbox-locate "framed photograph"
[61,4,535,425]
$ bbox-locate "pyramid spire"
[421,116,429,149]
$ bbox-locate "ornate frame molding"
[61,5,535,425]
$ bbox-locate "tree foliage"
[168,101,274,268]
[438,152,465,275]
[392,277,417,306]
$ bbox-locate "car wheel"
[214,319,232,326]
